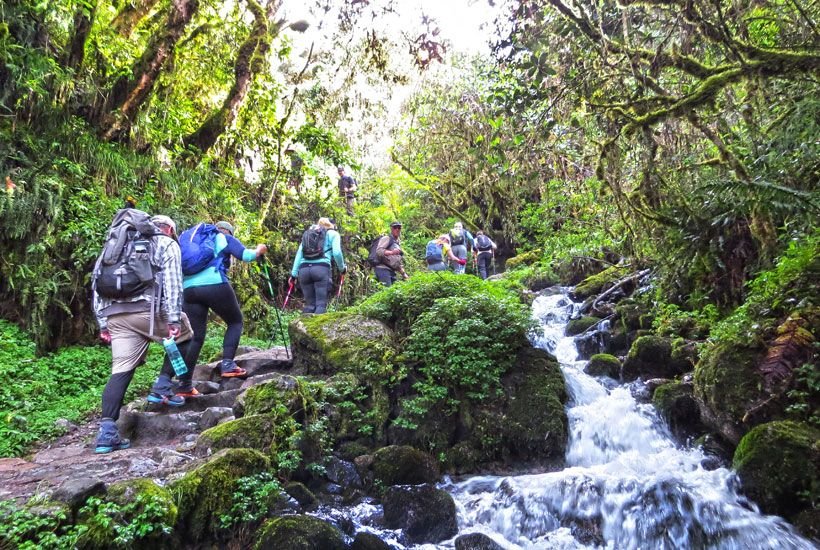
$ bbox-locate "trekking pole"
[330,273,346,311]
[283,279,295,310]
[259,257,290,358]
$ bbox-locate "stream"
[335,289,816,549]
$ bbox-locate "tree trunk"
[65,1,97,71]
[98,0,199,141]
[112,0,163,37]
[183,0,282,153]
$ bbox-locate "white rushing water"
[342,290,815,549]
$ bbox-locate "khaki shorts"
[107,311,193,374]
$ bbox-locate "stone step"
[144,388,244,414]
[118,409,202,443]
[192,347,292,382]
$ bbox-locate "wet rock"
[199,407,234,430]
[324,456,363,488]
[566,316,601,336]
[652,381,706,443]
[254,514,345,550]
[54,418,79,433]
[733,421,819,521]
[570,265,631,300]
[52,477,106,510]
[584,354,621,378]
[284,481,317,508]
[371,445,439,487]
[351,531,392,550]
[455,532,505,550]
[574,330,609,360]
[621,336,690,381]
[382,484,458,544]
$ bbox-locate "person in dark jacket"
[290,217,346,314]
[181,220,268,384]
[472,230,497,280]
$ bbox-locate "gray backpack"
[92,209,162,300]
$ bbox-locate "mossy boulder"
[237,375,300,417]
[505,249,542,270]
[283,482,317,508]
[371,445,440,486]
[254,515,345,550]
[585,354,621,378]
[173,448,270,541]
[464,347,567,469]
[622,336,690,381]
[732,421,819,521]
[571,265,630,301]
[615,300,652,331]
[652,381,705,443]
[693,341,765,444]
[289,312,398,378]
[197,414,282,456]
[382,484,458,544]
[76,479,177,549]
[566,316,600,336]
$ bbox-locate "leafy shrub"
[219,472,282,530]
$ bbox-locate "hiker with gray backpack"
[178,220,268,382]
[472,230,497,280]
[367,221,409,287]
[290,217,346,313]
[91,210,195,454]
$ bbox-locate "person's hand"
[340,267,347,275]
[167,323,181,339]
[402,272,410,280]
[288,276,296,287]
[99,329,111,344]
[256,244,268,257]
[458,258,467,266]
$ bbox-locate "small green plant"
[218,472,282,530]
[786,360,820,427]
[0,499,81,550]
[78,493,174,547]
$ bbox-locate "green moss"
[242,377,301,417]
[622,335,683,380]
[733,421,819,519]
[585,354,621,378]
[172,448,270,541]
[505,249,543,270]
[372,445,440,486]
[197,414,283,455]
[254,515,345,550]
[573,265,630,300]
[289,313,399,381]
[566,316,600,336]
[693,341,764,444]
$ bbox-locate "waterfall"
[438,291,814,549]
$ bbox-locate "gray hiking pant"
[298,263,331,313]
[451,244,468,274]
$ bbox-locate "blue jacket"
[183,233,257,289]
[291,229,345,277]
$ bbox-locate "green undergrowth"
[0,319,279,458]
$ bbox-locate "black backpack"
[367,235,394,268]
[476,234,493,251]
[93,209,162,299]
[301,225,328,260]
[450,228,465,246]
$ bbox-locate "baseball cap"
[390,221,403,228]
[215,221,235,235]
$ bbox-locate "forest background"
[0,0,817,457]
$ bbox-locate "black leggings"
[183,283,243,367]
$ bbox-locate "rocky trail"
[0,347,292,504]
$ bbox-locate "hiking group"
[90,201,497,453]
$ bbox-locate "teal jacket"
[184,233,257,289]
[290,229,345,277]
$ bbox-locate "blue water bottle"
[162,337,188,376]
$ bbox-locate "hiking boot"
[95,419,130,454]
[220,359,247,378]
[147,392,185,406]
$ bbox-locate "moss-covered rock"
[566,316,601,336]
[254,515,345,550]
[505,249,542,270]
[693,341,765,444]
[585,354,621,378]
[382,484,458,544]
[76,479,177,549]
[732,421,819,521]
[571,265,630,301]
[466,347,567,469]
[197,414,282,455]
[289,313,399,379]
[173,448,270,541]
[283,482,317,508]
[615,300,652,331]
[652,381,705,443]
[622,336,690,381]
[351,532,392,550]
[239,375,301,417]
[371,445,440,487]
